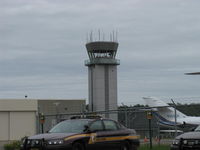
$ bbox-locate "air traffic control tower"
[85,36,120,119]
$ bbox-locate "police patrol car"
[21,116,140,150]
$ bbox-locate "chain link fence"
[37,108,164,139]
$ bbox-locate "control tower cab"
[85,41,120,65]
[85,41,120,119]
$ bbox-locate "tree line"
[119,103,200,116]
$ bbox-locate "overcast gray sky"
[1,0,200,105]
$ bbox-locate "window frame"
[88,119,104,132]
[102,119,120,131]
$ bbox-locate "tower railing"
[85,58,120,66]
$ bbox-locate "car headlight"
[47,140,64,145]
[183,140,187,145]
[172,139,180,145]
[34,140,40,145]
[27,139,31,145]
[195,140,200,145]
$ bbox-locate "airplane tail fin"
[143,97,187,122]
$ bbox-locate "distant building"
[0,99,37,149]
[0,98,86,149]
[37,99,86,132]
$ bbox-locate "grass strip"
[139,144,170,150]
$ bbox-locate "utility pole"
[171,99,177,137]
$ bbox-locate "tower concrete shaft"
[85,41,120,119]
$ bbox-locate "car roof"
[58,115,119,124]
[70,115,102,120]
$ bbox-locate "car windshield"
[49,119,89,133]
[195,125,200,132]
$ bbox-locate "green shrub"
[3,144,12,150]
[4,141,21,150]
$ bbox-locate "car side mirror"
[84,125,90,133]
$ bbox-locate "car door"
[87,120,106,150]
[99,119,123,149]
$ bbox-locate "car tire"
[72,142,85,150]
[120,141,130,150]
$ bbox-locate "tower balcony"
[85,58,120,66]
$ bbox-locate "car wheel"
[72,142,85,150]
[120,141,130,150]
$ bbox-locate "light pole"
[171,99,177,138]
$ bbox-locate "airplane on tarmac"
[143,97,200,130]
